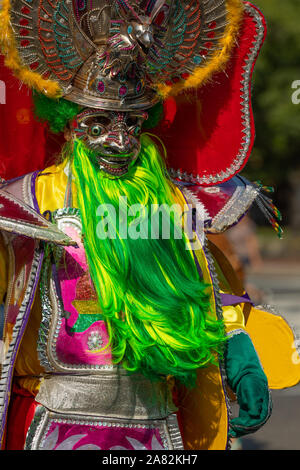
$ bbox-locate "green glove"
[225,330,272,438]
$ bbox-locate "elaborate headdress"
[0,0,268,192]
[1,0,243,108]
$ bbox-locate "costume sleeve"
[225,329,272,438]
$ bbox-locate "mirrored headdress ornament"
[0,0,244,110]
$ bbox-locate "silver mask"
[72,108,148,177]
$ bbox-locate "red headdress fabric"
[154,2,267,186]
[0,56,64,181]
[0,55,47,180]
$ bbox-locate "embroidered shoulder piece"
[0,189,76,246]
[178,175,282,235]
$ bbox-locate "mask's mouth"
[96,153,134,176]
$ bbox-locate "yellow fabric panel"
[5,323,13,347]
[212,256,233,293]
[176,364,228,450]
[172,187,218,313]
[36,160,75,213]
[0,232,8,305]
[14,292,44,395]
[206,239,245,295]
[13,163,71,394]
[168,188,229,449]
[222,304,246,333]
[169,201,228,450]
[188,246,228,448]
[246,307,300,390]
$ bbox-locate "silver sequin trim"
[168,4,265,185]
[26,409,180,451]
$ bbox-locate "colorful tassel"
[254,182,283,239]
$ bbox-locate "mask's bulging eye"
[90,124,102,137]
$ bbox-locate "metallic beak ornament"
[72,109,149,176]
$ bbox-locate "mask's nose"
[105,127,132,153]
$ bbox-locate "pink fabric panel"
[43,421,166,450]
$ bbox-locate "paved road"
[237,261,300,450]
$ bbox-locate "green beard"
[70,134,226,387]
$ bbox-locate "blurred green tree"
[242,0,300,186]
[241,0,300,227]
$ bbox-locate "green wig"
[142,102,164,130]
[32,93,164,134]
[70,134,226,387]
[32,92,80,134]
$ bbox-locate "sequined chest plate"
[31,208,183,451]
[38,208,113,373]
